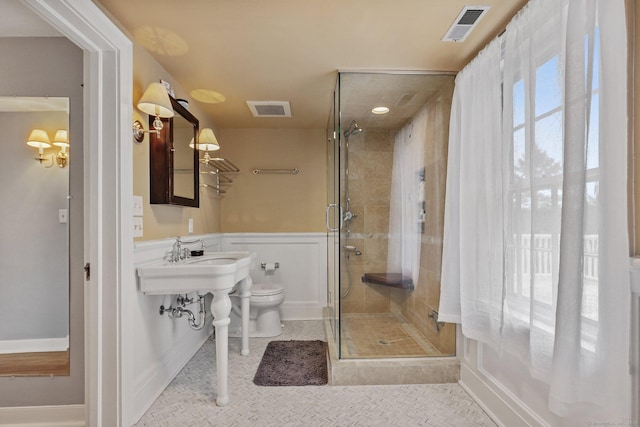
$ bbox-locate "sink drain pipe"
[159,294,207,330]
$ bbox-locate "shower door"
[326,78,341,351]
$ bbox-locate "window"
[506,32,601,352]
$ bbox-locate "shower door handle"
[325,204,343,232]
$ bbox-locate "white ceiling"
[2,0,528,129]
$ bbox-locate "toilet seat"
[251,283,284,297]
[230,283,284,297]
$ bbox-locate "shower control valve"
[343,210,357,222]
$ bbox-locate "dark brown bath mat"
[253,340,328,386]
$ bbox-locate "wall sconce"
[26,129,51,164]
[26,129,70,168]
[189,128,220,163]
[52,129,69,168]
[132,82,174,143]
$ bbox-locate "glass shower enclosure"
[326,71,457,360]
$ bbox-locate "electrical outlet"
[133,216,143,237]
[59,209,68,223]
[188,218,193,234]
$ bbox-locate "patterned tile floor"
[134,320,496,427]
[340,313,438,358]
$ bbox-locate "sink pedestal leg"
[210,289,232,406]
[236,276,252,356]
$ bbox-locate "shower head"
[343,120,363,137]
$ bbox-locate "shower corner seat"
[361,273,414,291]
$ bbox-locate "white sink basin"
[137,251,256,295]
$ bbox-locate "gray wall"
[0,37,84,406]
[0,110,69,341]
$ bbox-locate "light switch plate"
[133,195,143,216]
[59,209,68,223]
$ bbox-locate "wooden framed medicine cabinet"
[149,95,200,207]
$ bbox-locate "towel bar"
[252,168,299,175]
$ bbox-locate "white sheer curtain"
[438,38,504,349]
[440,0,630,420]
[387,107,427,286]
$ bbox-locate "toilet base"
[229,307,283,338]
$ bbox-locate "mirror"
[149,96,199,207]
[0,96,70,376]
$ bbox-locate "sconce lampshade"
[189,128,220,151]
[137,82,174,118]
[26,129,51,149]
[52,129,69,149]
[198,128,220,151]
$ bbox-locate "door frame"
[24,1,133,425]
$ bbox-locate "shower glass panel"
[326,76,340,348]
[328,71,457,359]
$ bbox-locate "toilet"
[228,283,285,338]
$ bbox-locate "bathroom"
[0,1,638,426]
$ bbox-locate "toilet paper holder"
[261,262,280,270]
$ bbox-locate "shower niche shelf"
[361,273,414,291]
[200,157,239,198]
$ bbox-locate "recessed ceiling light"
[190,89,226,104]
[371,106,390,115]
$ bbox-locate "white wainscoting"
[122,234,221,426]
[221,233,327,320]
[123,232,327,425]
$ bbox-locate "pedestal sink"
[137,251,256,406]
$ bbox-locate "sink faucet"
[170,237,183,262]
[169,237,205,262]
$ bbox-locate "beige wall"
[132,42,221,240]
[218,128,326,232]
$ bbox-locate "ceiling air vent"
[442,6,490,42]
[246,101,292,118]
[396,92,417,107]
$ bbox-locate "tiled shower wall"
[341,79,455,355]
[340,129,394,314]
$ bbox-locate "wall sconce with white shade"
[52,129,69,168]
[27,129,51,164]
[26,128,70,168]
[132,82,174,143]
[189,127,220,164]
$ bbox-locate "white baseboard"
[459,363,543,427]
[0,404,84,427]
[0,337,69,354]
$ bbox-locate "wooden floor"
[0,350,70,376]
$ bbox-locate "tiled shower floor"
[340,313,439,358]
